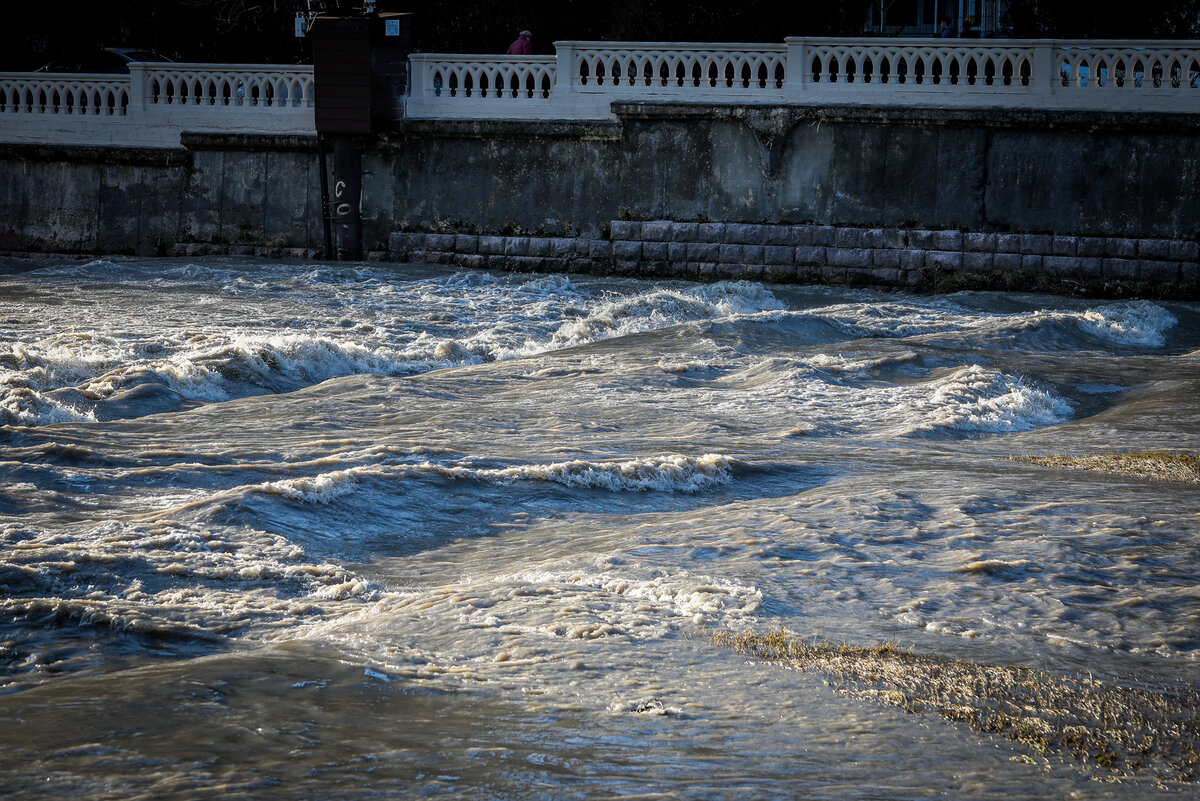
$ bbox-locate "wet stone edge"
[386,221,1200,299]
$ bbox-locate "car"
[102,48,176,70]
[35,47,174,74]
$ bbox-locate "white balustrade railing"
[1,40,1196,144]
[405,38,1200,119]
[1056,41,1200,89]
[408,55,558,118]
[411,55,556,100]
[797,41,1034,89]
[568,42,787,93]
[0,74,130,116]
[140,64,315,108]
[0,63,314,147]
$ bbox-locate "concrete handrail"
[138,63,316,108]
[2,40,1198,144]
[0,73,131,115]
[0,63,316,147]
[406,37,1200,119]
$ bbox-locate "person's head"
[520,30,532,40]
[939,16,951,26]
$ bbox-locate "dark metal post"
[317,134,333,260]
[332,136,363,261]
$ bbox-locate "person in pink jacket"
[506,30,532,55]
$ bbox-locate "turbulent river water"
[1,256,1198,799]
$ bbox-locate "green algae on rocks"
[713,627,1200,783]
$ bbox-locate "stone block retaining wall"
[389,221,1199,296]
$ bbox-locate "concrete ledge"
[611,101,1200,134]
[384,220,1199,299]
[382,119,623,143]
[181,133,319,152]
[0,143,190,167]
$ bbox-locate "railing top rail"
[553,40,787,51]
[409,54,556,62]
[0,72,130,81]
[1053,39,1200,48]
[782,36,1200,47]
[134,63,314,72]
[787,37,1038,46]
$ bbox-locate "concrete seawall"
[390,221,1199,295]
[2,103,1197,296]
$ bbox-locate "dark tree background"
[1004,0,1200,36]
[3,0,1197,71]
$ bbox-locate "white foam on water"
[715,361,1072,438]
[1,271,794,428]
[232,454,739,509]
[1071,300,1178,347]
[792,298,1179,351]
[303,556,765,694]
[800,350,920,373]
[430,453,737,493]
[156,453,738,528]
[4,331,491,413]
[551,281,785,347]
[507,562,763,628]
[896,365,1074,437]
[258,468,366,504]
[802,300,980,339]
[0,518,376,665]
[0,372,96,426]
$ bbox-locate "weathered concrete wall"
[0,135,323,256]
[372,105,1200,245]
[0,146,189,255]
[0,104,1196,295]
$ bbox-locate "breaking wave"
[0,372,95,426]
[897,365,1074,437]
[245,454,738,508]
[1071,300,1178,347]
[717,361,1072,438]
[552,281,785,346]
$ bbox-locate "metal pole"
[332,136,363,261]
[317,134,333,260]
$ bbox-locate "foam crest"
[807,300,977,339]
[802,351,919,373]
[257,468,367,504]
[71,333,484,406]
[0,372,95,426]
[1073,300,1178,347]
[195,334,436,385]
[717,361,1071,438]
[898,365,1073,437]
[194,454,735,519]
[437,454,736,493]
[552,281,784,346]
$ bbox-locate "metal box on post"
[313,12,411,134]
[313,16,373,134]
[311,12,411,260]
[370,13,411,132]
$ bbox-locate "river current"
[1,256,1197,799]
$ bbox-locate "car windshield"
[121,51,166,62]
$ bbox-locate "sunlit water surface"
[1,257,1198,799]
